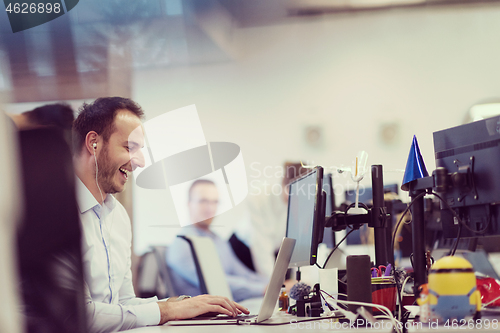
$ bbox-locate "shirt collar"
[76,177,116,214]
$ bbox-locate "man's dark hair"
[24,103,74,129]
[188,179,215,201]
[72,97,144,154]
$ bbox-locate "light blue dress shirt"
[167,226,269,302]
[77,178,160,332]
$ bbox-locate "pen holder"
[371,279,397,314]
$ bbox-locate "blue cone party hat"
[401,135,429,191]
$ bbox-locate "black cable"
[319,290,335,311]
[345,202,370,212]
[315,262,322,269]
[341,202,370,230]
[450,224,462,256]
[320,290,345,310]
[431,191,490,235]
[391,191,427,266]
[395,274,402,322]
[321,202,368,269]
[322,228,356,269]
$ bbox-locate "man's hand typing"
[157,295,249,324]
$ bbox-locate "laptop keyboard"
[188,313,257,321]
[211,314,257,321]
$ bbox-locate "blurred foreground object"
[17,126,86,333]
[0,113,24,333]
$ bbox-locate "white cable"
[94,150,105,205]
[93,148,116,301]
[399,276,411,321]
[482,295,500,309]
[320,290,402,333]
[334,299,401,333]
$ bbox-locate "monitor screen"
[286,167,323,267]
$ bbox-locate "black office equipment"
[324,165,392,267]
[286,166,324,267]
[434,117,500,238]
[346,255,372,314]
[321,173,336,249]
[404,115,500,298]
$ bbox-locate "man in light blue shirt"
[168,179,269,302]
[72,98,248,332]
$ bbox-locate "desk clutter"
[276,253,500,332]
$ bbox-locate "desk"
[126,317,500,333]
[127,298,390,332]
[125,299,500,333]
[127,321,391,333]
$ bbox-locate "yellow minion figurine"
[427,256,481,322]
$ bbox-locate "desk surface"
[126,316,500,333]
[127,321,391,333]
[126,299,500,333]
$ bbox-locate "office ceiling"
[0,0,499,102]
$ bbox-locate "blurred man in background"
[168,179,269,302]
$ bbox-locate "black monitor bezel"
[323,173,335,215]
[285,166,324,267]
[321,173,336,248]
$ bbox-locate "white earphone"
[92,141,104,205]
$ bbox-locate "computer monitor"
[286,166,324,267]
[321,173,336,248]
[433,115,500,238]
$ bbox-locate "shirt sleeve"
[84,282,161,333]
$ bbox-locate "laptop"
[168,237,297,325]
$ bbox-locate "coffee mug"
[371,281,397,314]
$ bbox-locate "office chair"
[136,246,178,298]
[178,235,233,301]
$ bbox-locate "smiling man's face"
[96,109,145,194]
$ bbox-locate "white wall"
[132,4,500,254]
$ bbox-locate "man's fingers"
[208,304,232,317]
[194,295,249,317]
[207,296,238,316]
[223,297,238,316]
[234,301,250,314]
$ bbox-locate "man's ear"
[84,131,100,155]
